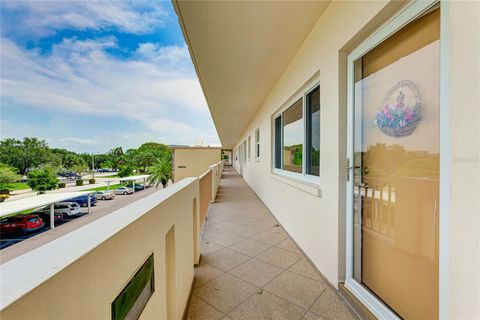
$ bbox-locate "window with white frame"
[248,136,251,161]
[255,128,260,159]
[273,84,320,180]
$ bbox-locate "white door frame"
[345,0,449,318]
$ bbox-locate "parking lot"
[0,186,158,255]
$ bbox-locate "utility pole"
[92,153,95,180]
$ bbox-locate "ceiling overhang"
[174,1,330,148]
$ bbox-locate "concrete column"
[87,194,91,214]
[50,203,55,229]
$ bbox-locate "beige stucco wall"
[232,1,479,318]
[445,1,480,318]
[173,148,221,182]
[0,180,200,320]
[233,0,398,288]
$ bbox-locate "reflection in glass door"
[352,8,440,319]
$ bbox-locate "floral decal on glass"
[375,80,421,137]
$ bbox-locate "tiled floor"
[187,167,358,320]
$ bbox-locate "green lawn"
[1,182,30,191]
[100,174,119,178]
[85,184,122,191]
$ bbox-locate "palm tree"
[148,158,172,188]
[106,147,124,171]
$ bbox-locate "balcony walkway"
[187,167,357,320]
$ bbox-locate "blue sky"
[0,0,220,153]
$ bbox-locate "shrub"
[76,179,84,186]
[27,167,58,193]
[58,182,66,188]
[0,163,21,192]
[89,179,96,184]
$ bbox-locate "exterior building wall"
[173,148,221,182]
[0,179,200,320]
[233,0,396,288]
[232,1,479,318]
[445,1,480,317]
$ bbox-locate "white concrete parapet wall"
[0,178,200,320]
[208,160,224,203]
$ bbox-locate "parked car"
[58,171,81,180]
[37,202,81,218]
[93,190,115,200]
[33,211,63,227]
[127,184,146,192]
[114,187,134,195]
[67,194,97,207]
[0,214,45,235]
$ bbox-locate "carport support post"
[50,203,55,229]
[87,194,91,214]
[133,180,136,194]
[143,178,146,190]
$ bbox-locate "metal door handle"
[346,158,361,182]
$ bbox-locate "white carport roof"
[104,174,150,182]
[0,192,91,217]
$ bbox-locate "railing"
[199,170,212,227]
[0,161,225,320]
[209,160,224,200]
[355,176,439,250]
[0,178,200,320]
[199,160,224,228]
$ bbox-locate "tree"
[71,164,88,177]
[0,138,51,174]
[138,142,172,160]
[63,153,87,169]
[147,158,172,188]
[134,151,156,172]
[0,139,23,173]
[118,164,134,178]
[0,164,21,191]
[82,153,108,170]
[106,147,125,171]
[27,167,58,194]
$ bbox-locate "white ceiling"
[175,1,331,148]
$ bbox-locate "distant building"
[172,146,222,182]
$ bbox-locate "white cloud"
[0,36,220,147]
[57,137,98,145]
[1,1,167,38]
[135,43,191,66]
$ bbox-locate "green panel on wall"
[112,254,155,320]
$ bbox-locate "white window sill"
[270,172,322,197]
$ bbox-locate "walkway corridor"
[187,167,358,320]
